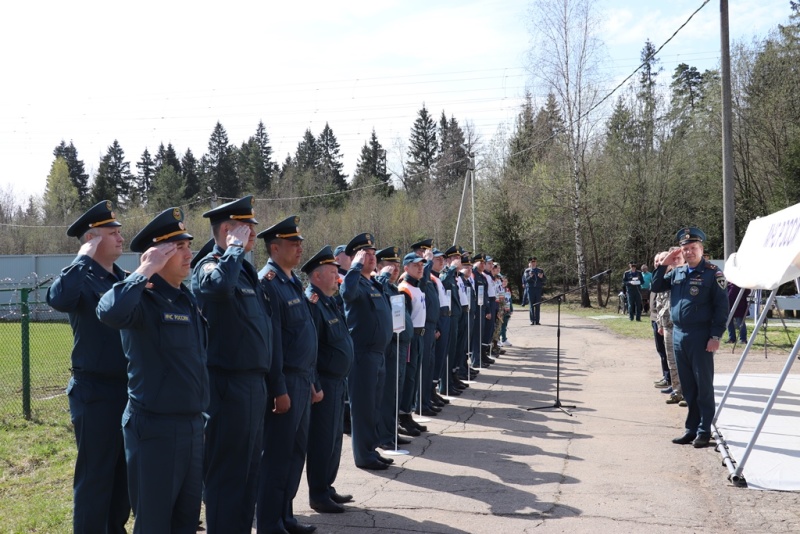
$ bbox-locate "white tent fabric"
[724,202,800,290]
[716,202,800,489]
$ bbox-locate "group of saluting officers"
[48,195,510,534]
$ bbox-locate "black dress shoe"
[330,491,353,504]
[429,404,442,412]
[671,432,697,445]
[692,434,711,448]
[433,392,450,404]
[397,425,420,437]
[377,455,394,465]
[310,499,345,514]
[286,523,317,534]
[420,408,439,416]
[357,460,389,470]
[396,435,412,445]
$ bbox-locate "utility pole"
[721,0,736,260]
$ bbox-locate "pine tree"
[254,120,277,191]
[317,123,348,191]
[353,129,392,194]
[204,122,239,199]
[181,148,201,201]
[149,166,186,211]
[91,140,133,207]
[435,113,468,191]
[237,122,277,194]
[295,129,319,173]
[135,148,155,205]
[154,142,182,176]
[404,104,438,193]
[52,140,90,203]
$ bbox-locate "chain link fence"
[0,276,72,424]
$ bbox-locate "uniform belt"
[208,366,267,377]
[71,369,127,384]
[128,403,203,421]
[440,309,451,316]
[462,306,469,311]
[413,327,426,336]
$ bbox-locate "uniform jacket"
[306,283,354,380]
[340,262,393,352]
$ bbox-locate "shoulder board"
[263,270,276,281]
[707,263,718,270]
[307,292,319,304]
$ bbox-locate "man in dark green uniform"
[651,227,728,449]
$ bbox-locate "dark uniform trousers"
[673,326,716,436]
[420,321,438,409]
[455,307,470,376]
[349,349,386,466]
[257,372,312,534]
[434,313,451,386]
[123,407,204,534]
[470,304,484,367]
[307,375,347,501]
[528,287,543,323]
[482,296,497,347]
[68,373,129,534]
[400,335,424,414]
[379,336,409,446]
[204,370,267,533]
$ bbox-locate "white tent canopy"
[725,202,800,291]
[715,202,800,490]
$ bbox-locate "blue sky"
[0,0,793,201]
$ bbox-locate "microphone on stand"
[591,269,612,280]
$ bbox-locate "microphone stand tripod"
[526,269,611,417]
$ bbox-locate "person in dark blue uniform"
[47,200,131,534]
[374,246,415,446]
[256,216,320,534]
[191,196,273,533]
[651,227,728,449]
[470,254,490,368]
[97,207,208,534]
[440,245,465,396]
[523,257,546,325]
[623,262,645,321]
[301,245,355,515]
[341,233,394,470]
[429,249,451,408]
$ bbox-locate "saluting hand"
[353,249,367,266]
[78,233,103,259]
[136,243,177,279]
[226,224,251,247]
[663,248,683,267]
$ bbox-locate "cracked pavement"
[253,309,800,533]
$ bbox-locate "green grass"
[0,322,72,422]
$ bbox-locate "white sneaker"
[502,340,512,347]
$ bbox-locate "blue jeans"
[727,317,747,343]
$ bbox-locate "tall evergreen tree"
[53,140,90,203]
[238,122,277,195]
[404,104,438,193]
[204,122,240,199]
[295,129,319,173]
[353,129,392,194]
[181,148,202,201]
[254,120,277,191]
[135,148,155,205]
[435,113,469,191]
[154,142,182,176]
[149,166,186,211]
[317,123,348,191]
[91,140,133,207]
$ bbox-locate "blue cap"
[345,233,376,256]
[130,207,193,253]
[485,255,493,262]
[403,252,426,267]
[202,196,258,225]
[432,248,445,257]
[66,200,121,237]
[376,246,401,262]
[333,244,347,257]
[256,215,303,241]
[301,245,340,274]
[677,226,706,245]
